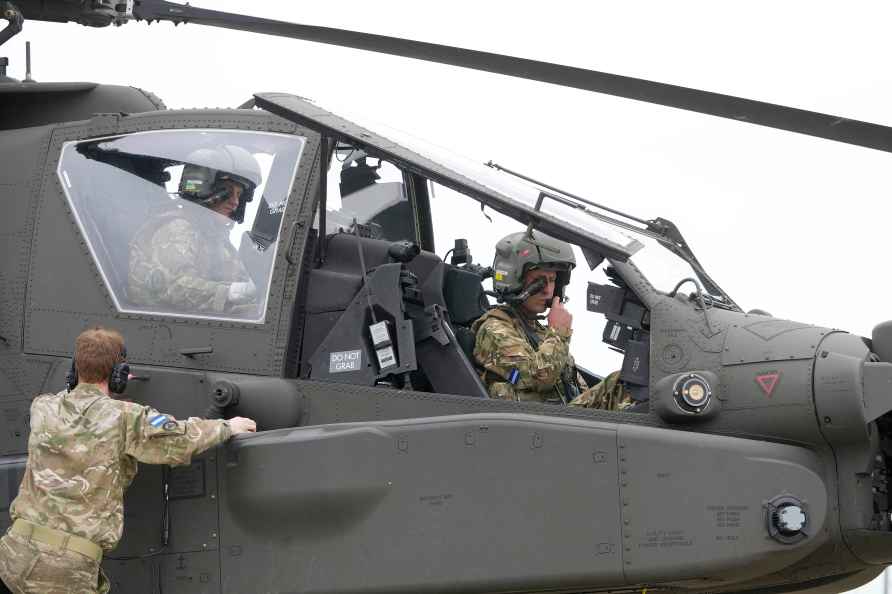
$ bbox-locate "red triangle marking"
[756,372,781,397]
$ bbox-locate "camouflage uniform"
[128,208,253,314]
[472,306,631,410]
[0,383,231,594]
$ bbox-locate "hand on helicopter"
[228,416,257,436]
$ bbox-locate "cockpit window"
[57,129,306,323]
[318,147,415,242]
[259,93,641,258]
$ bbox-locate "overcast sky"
[7,2,892,591]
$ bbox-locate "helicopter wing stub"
[255,92,642,262]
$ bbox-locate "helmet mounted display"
[492,230,576,303]
[178,145,263,223]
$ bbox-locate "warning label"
[755,371,781,397]
[330,350,362,373]
[638,529,693,549]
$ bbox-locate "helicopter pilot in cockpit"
[472,231,631,410]
[128,145,262,316]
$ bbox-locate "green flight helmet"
[492,230,576,302]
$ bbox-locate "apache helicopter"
[1,2,892,594]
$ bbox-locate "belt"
[10,519,103,563]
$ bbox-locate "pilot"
[472,230,631,409]
[128,144,262,315]
[0,326,256,594]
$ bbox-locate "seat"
[441,264,490,363]
[301,233,488,397]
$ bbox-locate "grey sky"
[6,2,892,591]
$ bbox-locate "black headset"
[66,345,130,394]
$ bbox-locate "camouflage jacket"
[128,208,251,314]
[9,383,230,551]
[472,306,582,403]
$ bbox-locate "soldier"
[0,327,256,594]
[472,230,631,410]
[128,144,262,316]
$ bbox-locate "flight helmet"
[178,145,262,223]
[492,230,576,302]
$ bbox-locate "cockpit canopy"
[57,129,306,323]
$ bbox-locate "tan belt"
[10,519,103,563]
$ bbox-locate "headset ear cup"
[66,359,78,392]
[109,362,130,395]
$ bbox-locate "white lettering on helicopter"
[329,350,362,373]
[267,200,286,215]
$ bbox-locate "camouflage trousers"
[570,370,633,411]
[0,532,109,594]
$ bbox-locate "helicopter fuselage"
[0,85,890,594]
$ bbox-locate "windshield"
[57,129,306,323]
[319,148,415,242]
[371,119,730,304]
[392,129,735,305]
[371,121,644,251]
[259,94,732,307]
[625,235,706,295]
[255,93,644,260]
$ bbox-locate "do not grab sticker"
[329,350,362,373]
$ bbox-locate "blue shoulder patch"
[508,368,521,385]
[149,414,168,428]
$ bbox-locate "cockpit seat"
[302,233,489,398]
[442,265,490,363]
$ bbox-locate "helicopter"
[1,1,892,593]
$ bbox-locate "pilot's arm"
[120,401,231,466]
[149,219,253,313]
[474,315,572,400]
[570,370,632,411]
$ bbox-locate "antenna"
[24,40,32,82]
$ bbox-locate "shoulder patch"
[149,414,169,428]
[508,368,521,385]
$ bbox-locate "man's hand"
[228,279,257,305]
[228,416,257,436]
[547,297,573,332]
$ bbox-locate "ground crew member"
[472,230,631,409]
[0,327,256,594]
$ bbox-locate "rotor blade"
[132,0,892,153]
